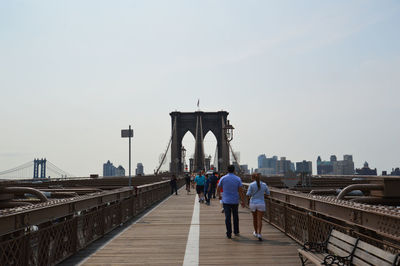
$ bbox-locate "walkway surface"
[63,187,301,265]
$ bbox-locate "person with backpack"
[246,173,270,241]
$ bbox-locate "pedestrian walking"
[217,174,224,213]
[204,173,211,205]
[170,174,178,195]
[246,173,270,241]
[185,173,191,194]
[217,165,246,239]
[194,171,206,203]
[190,174,195,189]
[209,171,218,199]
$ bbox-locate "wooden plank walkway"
[63,187,301,265]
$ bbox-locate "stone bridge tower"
[170,111,230,173]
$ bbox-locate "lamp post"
[224,120,234,143]
[121,125,134,188]
[224,120,241,173]
[181,146,186,173]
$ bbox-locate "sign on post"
[121,126,134,188]
[121,129,134,138]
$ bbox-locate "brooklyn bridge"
[1,111,399,266]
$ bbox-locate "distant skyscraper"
[258,154,267,168]
[317,155,354,175]
[256,154,278,175]
[136,163,144,176]
[296,160,312,175]
[276,157,292,175]
[317,156,334,175]
[103,161,126,177]
[103,160,116,177]
[115,165,125,176]
[333,155,354,175]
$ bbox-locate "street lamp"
[224,120,234,142]
[181,146,186,172]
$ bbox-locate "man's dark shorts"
[196,185,204,194]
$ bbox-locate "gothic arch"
[170,111,230,173]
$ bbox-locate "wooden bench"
[298,229,400,266]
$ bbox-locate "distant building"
[316,156,334,175]
[136,163,144,176]
[391,168,400,176]
[333,155,354,175]
[103,160,116,177]
[258,154,267,168]
[355,162,377,176]
[257,154,277,174]
[115,165,125,176]
[232,162,249,174]
[205,156,211,171]
[240,164,250,174]
[317,155,354,175]
[189,158,194,173]
[296,160,312,175]
[276,157,292,175]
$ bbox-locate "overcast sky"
[1,0,399,177]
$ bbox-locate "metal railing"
[0,179,184,266]
[243,184,400,255]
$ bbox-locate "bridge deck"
[65,187,301,265]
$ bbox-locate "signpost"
[121,125,134,188]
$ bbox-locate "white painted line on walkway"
[183,194,200,266]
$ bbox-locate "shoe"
[206,202,210,206]
[253,231,258,238]
[221,209,224,213]
[234,233,240,237]
[226,234,232,239]
[257,234,263,241]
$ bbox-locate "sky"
[1,0,399,177]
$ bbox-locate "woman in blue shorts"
[246,173,270,241]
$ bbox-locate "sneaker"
[234,233,240,237]
[253,231,258,238]
[257,233,263,241]
[226,234,232,239]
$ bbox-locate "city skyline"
[1,1,399,176]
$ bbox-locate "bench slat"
[298,229,398,266]
[353,247,394,266]
[328,236,356,253]
[331,230,357,245]
[298,249,327,265]
[356,240,396,262]
[352,256,387,266]
[327,243,352,258]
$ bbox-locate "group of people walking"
[172,165,270,241]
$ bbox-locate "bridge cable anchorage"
[0,161,33,176]
[155,118,177,175]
